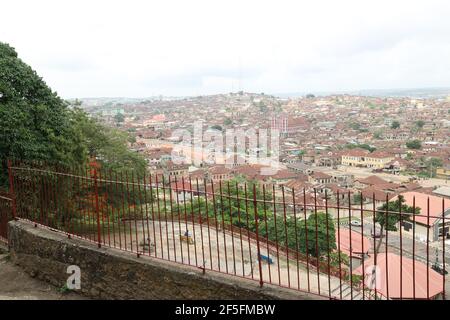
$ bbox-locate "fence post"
[91,161,102,248]
[253,184,264,287]
[7,160,17,220]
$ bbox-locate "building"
[341,150,394,169]
[336,228,371,270]
[354,252,444,300]
[208,166,233,182]
[308,172,333,184]
[394,192,450,242]
[436,164,450,180]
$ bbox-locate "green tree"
[298,212,336,258]
[374,195,420,254]
[70,108,146,175]
[415,120,425,129]
[0,42,146,185]
[211,125,223,131]
[373,130,383,140]
[406,139,422,150]
[0,42,81,184]
[114,112,125,124]
[390,121,400,129]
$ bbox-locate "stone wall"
[8,220,317,300]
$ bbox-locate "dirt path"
[0,250,85,300]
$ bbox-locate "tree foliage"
[375,195,420,232]
[390,120,400,129]
[0,42,146,185]
[406,139,422,150]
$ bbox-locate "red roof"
[357,175,389,186]
[336,228,371,257]
[394,192,450,226]
[354,252,444,299]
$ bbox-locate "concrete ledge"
[8,220,319,300]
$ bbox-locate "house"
[433,186,450,199]
[286,162,313,174]
[163,161,189,179]
[341,149,369,167]
[308,172,333,184]
[146,150,171,166]
[360,186,397,207]
[384,158,411,174]
[284,179,313,195]
[354,175,389,188]
[394,192,450,242]
[354,252,444,299]
[208,166,233,182]
[266,169,299,186]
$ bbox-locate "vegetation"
[169,178,336,259]
[406,139,422,150]
[415,120,425,129]
[373,130,383,140]
[345,143,376,153]
[0,42,146,186]
[223,118,232,126]
[374,195,420,254]
[210,125,223,131]
[114,112,125,124]
[390,120,400,129]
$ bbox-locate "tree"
[114,112,125,124]
[374,195,420,254]
[69,108,147,175]
[349,122,361,130]
[415,120,425,129]
[211,125,223,131]
[345,143,376,153]
[406,139,422,150]
[353,193,363,204]
[373,130,383,140]
[0,42,81,184]
[298,212,336,258]
[390,121,400,129]
[0,42,146,185]
[223,118,232,126]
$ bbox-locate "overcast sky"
[1,0,450,98]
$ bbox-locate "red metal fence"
[2,159,449,300]
[0,195,12,244]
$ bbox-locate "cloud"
[1,0,450,97]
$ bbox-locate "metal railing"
[0,195,12,244]
[4,159,449,300]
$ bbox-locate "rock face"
[8,221,315,300]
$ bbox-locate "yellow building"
[436,165,450,180]
[341,150,394,169]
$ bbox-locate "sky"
[1,0,450,98]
